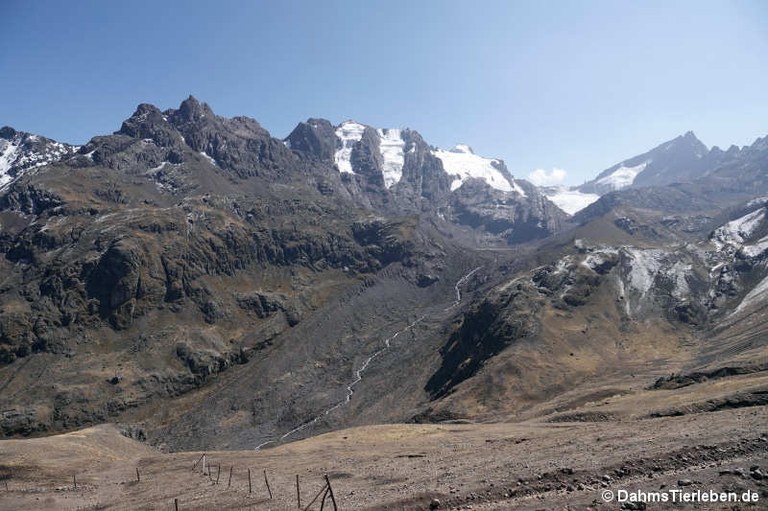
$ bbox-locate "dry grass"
[1,395,766,511]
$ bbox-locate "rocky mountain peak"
[117,103,180,148]
[284,118,337,161]
[175,95,214,123]
[666,130,708,155]
[1,126,20,141]
[579,131,712,195]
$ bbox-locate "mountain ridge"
[1,97,766,462]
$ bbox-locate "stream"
[255,266,481,449]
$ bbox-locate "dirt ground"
[1,403,766,510]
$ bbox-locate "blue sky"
[1,0,767,185]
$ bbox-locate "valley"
[1,97,767,509]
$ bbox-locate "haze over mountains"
[0,96,767,460]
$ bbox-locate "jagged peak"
[176,95,214,122]
[133,103,163,116]
[0,126,65,147]
[299,118,334,131]
[120,103,165,126]
[659,131,707,152]
[1,126,20,140]
[117,102,171,137]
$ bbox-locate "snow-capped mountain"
[0,127,78,190]
[578,131,709,195]
[3,95,768,466]
[283,117,565,241]
[291,119,528,196]
[540,131,717,216]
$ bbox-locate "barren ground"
[1,398,766,510]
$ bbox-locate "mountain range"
[1,96,767,464]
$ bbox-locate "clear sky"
[1,0,767,186]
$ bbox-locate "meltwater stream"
[255,266,481,450]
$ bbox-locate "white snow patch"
[433,144,523,195]
[747,197,768,208]
[712,209,765,249]
[0,140,20,189]
[200,151,217,166]
[0,136,76,191]
[553,256,574,274]
[581,248,618,272]
[334,121,366,174]
[148,161,170,173]
[614,275,631,315]
[734,272,768,314]
[709,262,725,277]
[625,248,664,295]
[511,180,526,197]
[669,261,692,299]
[741,235,768,258]
[544,187,600,215]
[596,161,649,191]
[376,128,404,188]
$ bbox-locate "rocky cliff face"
[447,179,569,244]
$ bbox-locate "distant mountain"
[284,117,567,241]
[578,131,709,195]
[285,119,527,199]
[0,127,78,190]
[573,132,768,223]
[543,130,768,218]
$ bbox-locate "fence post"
[248,469,252,493]
[73,474,77,490]
[228,466,233,489]
[136,467,141,482]
[325,475,338,510]
[264,470,273,499]
[174,498,179,511]
[296,474,301,508]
